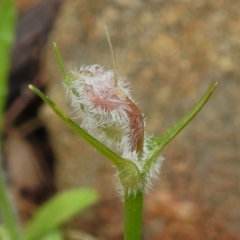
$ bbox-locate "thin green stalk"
[124,190,143,240]
[53,42,67,80]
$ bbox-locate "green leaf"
[23,188,98,240]
[53,43,67,80]
[29,85,141,188]
[143,82,217,173]
[0,224,10,240]
[41,229,64,240]
[28,85,137,171]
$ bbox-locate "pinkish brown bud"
[65,65,145,160]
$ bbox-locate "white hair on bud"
[64,64,164,194]
[65,65,137,157]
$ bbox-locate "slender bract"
[29,84,139,173]
[143,82,217,175]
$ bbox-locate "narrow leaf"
[29,85,140,178]
[0,224,10,240]
[41,229,64,240]
[143,82,217,173]
[23,188,97,240]
[29,84,125,168]
[53,43,67,80]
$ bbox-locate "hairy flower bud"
[65,65,145,161]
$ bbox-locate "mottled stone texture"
[41,0,240,239]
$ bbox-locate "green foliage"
[41,229,64,240]
[23,188,97,240]
[0,224,11,240]
[41,230,64,240]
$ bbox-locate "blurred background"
[4,0,240,239]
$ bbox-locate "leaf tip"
[53,42,57,49]
[211,82,218,92]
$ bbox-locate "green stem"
[0,158,21,240]
[124,190,143,240]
